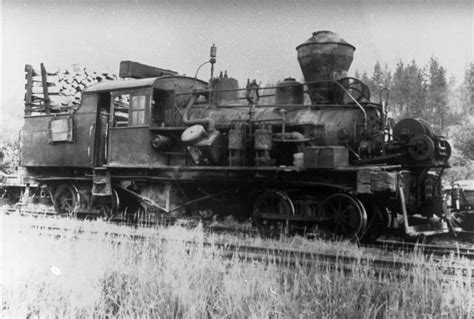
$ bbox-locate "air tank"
[296,31,355,104]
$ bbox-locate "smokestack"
[296,31,355,104]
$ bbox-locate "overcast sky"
[1,0,473,127]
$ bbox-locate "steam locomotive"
[6,31,453,239]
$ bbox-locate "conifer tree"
[426,57,448,132]
[391,61,408,117]
[460,63,474,119]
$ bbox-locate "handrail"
[177,79,370,136]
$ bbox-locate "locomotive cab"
[81,76,208,169]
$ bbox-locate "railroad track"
[204,223,474,260]
[222,245,474,285]
[5,209,474,260]
[24,222,474,286]
[364,239,474,260]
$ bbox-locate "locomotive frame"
[2,31,453,240]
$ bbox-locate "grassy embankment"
[2,214,472,318]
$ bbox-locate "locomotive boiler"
[8,31,452,239]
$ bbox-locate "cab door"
[93,92,111,167]
[107,88,152,166]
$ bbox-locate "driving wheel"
[252,190,295,237]
[319,194,367,239]
[53,183,79,216]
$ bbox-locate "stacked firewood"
[24,63,118,114]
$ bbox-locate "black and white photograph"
[1,0,473,317]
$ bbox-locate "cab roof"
[84,77,159,93]
[83,76,207,93]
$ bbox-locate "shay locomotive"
[3,31,453,239]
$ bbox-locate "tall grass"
[2,214,472,318]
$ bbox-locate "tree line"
[355,59,474,182]
[356,59,473,132]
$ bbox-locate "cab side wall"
[20,112,95,168]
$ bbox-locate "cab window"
[113,94,130,127]
[112,92,148,127]
[130,95,146,126]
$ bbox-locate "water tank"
[275,77,304,105]
[296,31,355,104]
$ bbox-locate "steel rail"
[26,223,474,285]
[5,209,474,260]
[363,240,474,260]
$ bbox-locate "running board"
[404,222,449,237]
[399,186,449,237]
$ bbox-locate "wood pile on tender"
[24,63,118,115]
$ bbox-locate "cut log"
[25,63,119,114]
[32,86,60,94]
[71,64,82,74]
[30,81,59,88]
[31,91,60,97]
[31,95,70,106]
[32,75,59,82]
[31,67,59,77]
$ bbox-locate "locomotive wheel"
[319,194,367,239]
[1,187,21,206]
[92,189,119,220]
[252,190,295,237]
[408,134,435,161]
[53,184,79,216]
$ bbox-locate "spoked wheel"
[1,187,21,206]
[53,184,79,217]
[92,189,119,220]
[252,190,295,237]
[319,194,367,240]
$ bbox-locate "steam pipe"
[273,131,311,143]
[273,132,306,140]
[182,93,216,132]
[333,81,368,136]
